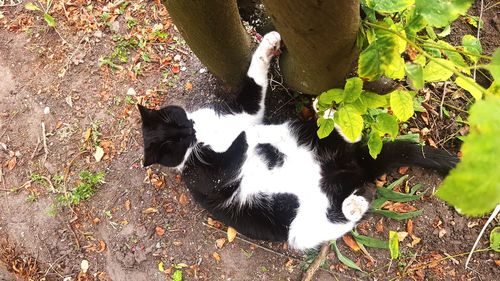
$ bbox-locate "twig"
[439,82,448,119]
[43,253,69,277]
[465,204,500,269]
[473,0,485,81]
[202,222,299,260]
[67,222,80,250]
[301,243,330,281]
[30,137,41,160]
[41,122,48,163]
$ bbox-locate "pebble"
[199,68,207,74]
[44,106,50,115]
[127,87,136,96]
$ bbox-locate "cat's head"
[138,104,196,167]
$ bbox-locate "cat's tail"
[357,141,460,180]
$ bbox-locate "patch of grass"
[57,171,105,205]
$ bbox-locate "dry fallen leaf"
[84,128,92,141]
[494,260,500,266]
[342,234,360,251]
[398,166,409,175]
[179,193,189,205]
[212,252,221,263]
[207,217,222,229]
[375,218,384,233]
[438,228,447,238]
[397,231,408,242]
[97,240,106,253]
[143,207,158,214]
[185,82,193,91]
[227,226,237,242]
[407,219,414,235]
[124,199,131,211]
[407,234,421,248]
[5,157,16,170]
[215,238,226,249]
[381,201,417,213]
[155,226,165,236]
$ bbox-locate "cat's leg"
[237,31,281,120]
[341,193,369,222]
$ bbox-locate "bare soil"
[0,1,499,281]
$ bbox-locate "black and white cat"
[138,32,458,250]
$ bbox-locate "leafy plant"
[24,0,56,27]
[330,240,363,271]
[316,0,499,216]
[57,171,105,205]
[490,226,500,252]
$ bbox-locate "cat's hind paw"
[342,194,369,222]
[256,31,281,62]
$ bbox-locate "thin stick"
[41,122,48,163]
[465,204,500,269]
[301,243,330,281]
[439,82,448,119]
[43,253,69,277]
[30,137,41,160]
[202,222,299,260]
[473,0,485,81]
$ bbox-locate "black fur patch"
[236,76,262,114]
[256,143,286,169]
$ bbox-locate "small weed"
[25,1,56,27]
[57,171,105,205]
[29,173,45,184]
[26,193,38,203]
[45,203,58,217]
[124,96,136,105]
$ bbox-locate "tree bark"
[162,0,252,89]
[262,0,360,95]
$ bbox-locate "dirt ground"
[0,1,499,281]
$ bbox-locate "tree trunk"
[262,0,360,95]
[162,0,252,89]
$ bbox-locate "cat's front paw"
[342,194,369,222]
[257,31,281,62]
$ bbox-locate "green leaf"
[319,88,344,107]
[376,188,424,202]
[490,226,500,252]
[389,231,400,259]
[172,269,183,281]
[374,113,399,138]
[330,240,363,271]
[415,0,474,27]
[343,77,363,103]
[351,231,389,249]
[462,35,482,63]
[455,76,484,100]
[423,58,455,82]
[366,0,415,13]
[436,40,469,74]
[25,2,42,11]
[390,90,414,121]
[437,25,451,38]
[43,13,56,27]
[386,175,409,190]
[359,92,389,108]
[368,132,383,159]
[374,209,423,220]
[317,117,335,139]
[436,96,500,216]
[487,81,500,96]
[358,32,400,81]
[487,49,500,81]
[334,105,364,142]
[405,63,424,89]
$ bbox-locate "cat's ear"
[137,104,157,125]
